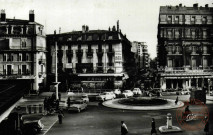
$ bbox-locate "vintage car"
[96,92,116,101]
[68,93,89,103]
[132,88,142,95]
[180,89,191,95]
[68,100,88,112]
[122,90,134,98]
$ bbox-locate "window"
[22,53,26,61]
[22,65,27,75]
[21,39,27,48]
[167,16,172,24]
[191,30,195,39]
[3,54,6,61]
[203,46,207,54]
[175,29,179,39]
[167,30,172,38]
[202,16,207,24]
[191,16,196,24]
[175,16,179,24]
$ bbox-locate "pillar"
[160,78,166,91]
[171,80,174,89]
[196,78,198,88]
[182,79,186,90]
[201,78,204,88]
[189,79,191,88]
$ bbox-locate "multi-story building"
[0,10,46,92]
[157,3,213,91]
[131,41,149,70]
[47,21,135,91]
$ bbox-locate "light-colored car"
[113,89,121,95]
[181,89,190,95]
[68,93,89,103]
[122,90,134,98]
[96,92,116,101]
[68,100,88,112]
[132,88,142,95]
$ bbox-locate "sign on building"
[115,52,122,62]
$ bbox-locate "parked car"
[181,89,190,95]
[96,92,116,101]
[68,100,88,112]
[22,119,44,134]
[113,89,121,95]
[122,90,134,98]
[68,93,89,103]
[132,88,142,95]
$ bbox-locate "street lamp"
[53,40,60,100]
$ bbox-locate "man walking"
[121,121,128,135]
[151,118,157,135]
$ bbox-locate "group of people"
[43,93,61,114]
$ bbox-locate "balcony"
[162,66,213,76]
[0,71,34,79]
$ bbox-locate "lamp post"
[53,41,60,100]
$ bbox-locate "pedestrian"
[151,118,157,135]
[204,116,209,135]
[175,96,178,105]
[43,97,48,110]
[67,97,71,108]
[121,121,128,135]
[58,112,64,124]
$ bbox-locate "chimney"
[82,25,86,33]
[112,25,116,31]
[117,20,119,32]
[54,30,56,35]
[193,3,198,8]
[0,9,6,22]
[29,10,34,22]
[108,27,111,31]
[179,3,182,7]
[86,25,89,32]
[205,4,208,8]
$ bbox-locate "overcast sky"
[0,0,212,58]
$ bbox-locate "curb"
[103,98,184,110]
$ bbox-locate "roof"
[160,5,213,15]
[0,18,43,26]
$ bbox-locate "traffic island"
[103,97,184,110]
[159,113,182,133]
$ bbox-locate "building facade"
[131,41,149,70]
[157,4,213,91]
[47,21,135,91]
[0,10,46,92]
